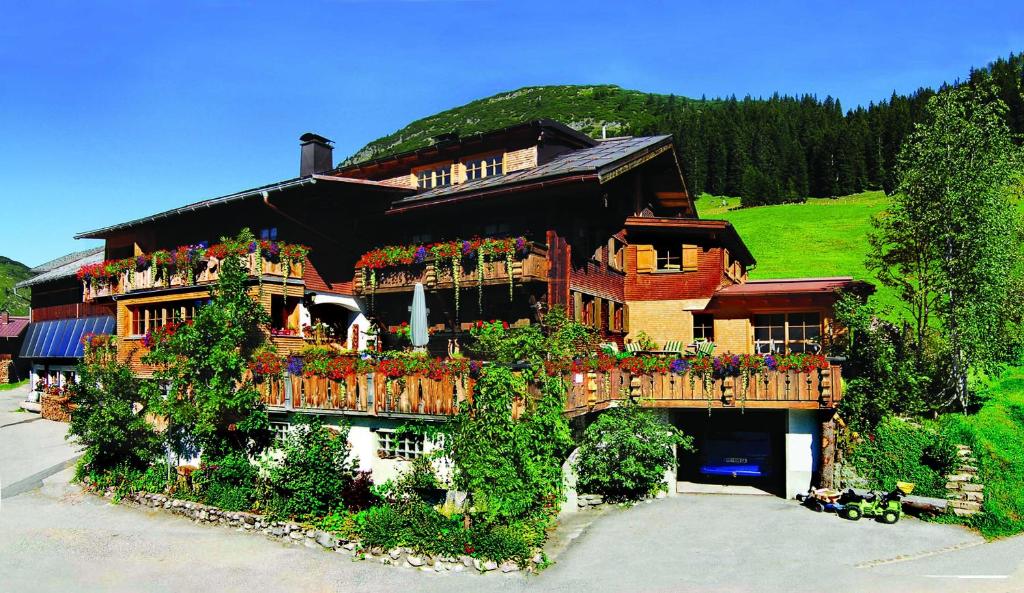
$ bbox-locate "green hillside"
[342,85,679,165]
[695,191,897,312]
[0,255,31,316]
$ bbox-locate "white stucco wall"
[784,409,821,498]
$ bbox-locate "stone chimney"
[1,311,8,324]
[299,133,334,177]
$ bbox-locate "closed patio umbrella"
[410,282,429,350]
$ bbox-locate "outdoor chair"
[662,340,684,354]
[600,342,620,354]
[690,340,715,357]
[625,342,644,353]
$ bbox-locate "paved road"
[3,387,1024,593]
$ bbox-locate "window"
[465,155,503,181]
[260,227,278,240]
[131,300,203,336]
[753,313,821,354]
[416,166,452,189]
[270,295,300,335]
[482,222,511,237]
[787,312,822,353]
[693,314,714,342]
[378,430,425,459]
[270,422,291,444]
[656,246,681,271]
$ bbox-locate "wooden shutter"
[635,245,655,273]
[573,291,583,322]
[594,297,604,330]
[682,244,699,272]
[623,303,630,332]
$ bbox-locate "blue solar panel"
[19,316,115,359]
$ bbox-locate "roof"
[624,216,756,267]
[19,316,115,359]
[714,277,874,297]
[390,135,673,209]
[75,174,408,240]
[15,247,103,289]
[337,119,598,172]
[29,247,105,274]
[0,316,29,339]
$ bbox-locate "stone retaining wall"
[118,490,540,574]
[41,394,73,423]
[946,444,984,517]
[0,359,11,384]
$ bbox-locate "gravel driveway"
[3,388,1023,593]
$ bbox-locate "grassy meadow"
[695,191,899,313]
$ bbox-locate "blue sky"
[1,0,1021,266]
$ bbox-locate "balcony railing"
[353,242,549,295]
[83,254,303,301]
[563,364,843,415]
[261,373,495,417]
[261,363,842,418]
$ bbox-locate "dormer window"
[465,155,503,181]
[417,166,452,189]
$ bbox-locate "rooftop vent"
[300,132,334,177]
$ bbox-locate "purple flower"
[764,354,777,371]
[462,240,472,255]
[198,241,209,249]
[515,237,526,252]
[414,246,427,263]
[248,241,258,254]
[136,255,148,269]
[286,356,304,376]
[670,358,689,374]
[266,242,280,256]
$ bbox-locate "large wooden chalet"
[63,120,870,496]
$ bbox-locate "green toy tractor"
[843,482,914,524]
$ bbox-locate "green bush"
[267,418,354,519]
[848,416,957,498]
[68,340,162,476]
[356,505,406,550]
[471,521,540,565]
[193,452,259,511]
[574,399,693,501]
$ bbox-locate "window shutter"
[682,244,699,272]
[608,300,617,331]
[623,303,630,332]
[636,245,655,273]
[573,291,583,322]
[594,297,604,330]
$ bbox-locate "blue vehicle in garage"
[698,431,774,479]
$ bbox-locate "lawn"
[0,379,28,391]
[695,191,900,313]
[941,367,1024,538]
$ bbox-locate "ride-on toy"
[843,482,914,523]
[796,487,847,513]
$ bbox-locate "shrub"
[356,505,405,550]
[68,339,161,476]
[471,522,540,565]
[574,399,693,501]
[848,416,957,498]
[266,417,354,519]
[193,452,259,511]
[341,472,377,511]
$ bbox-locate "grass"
[0,379,28,391]
[695,191,900,313]
[941,367,1024,538]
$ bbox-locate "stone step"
[946,473,976,482]
[950,500,983,511]
[953,507,981,517]
[959,483,984,492]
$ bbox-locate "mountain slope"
[342,85,691,165]
[0,256,31,316]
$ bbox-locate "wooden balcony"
[353,242,549,295]
[261,363,842,419]
[83,254,303,301]
[563,364,843,416]
[261,373,505,418]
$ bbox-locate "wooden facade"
[72,120,870,419]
